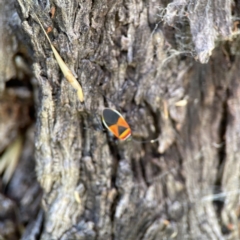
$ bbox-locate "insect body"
[102,108,132,140]
[102,108,159,143]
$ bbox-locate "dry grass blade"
[0,135,23,184]
[34,14,84,102]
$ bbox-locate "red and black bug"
[101,108,159,143]
[102,108,132,140]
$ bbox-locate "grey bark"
[5,0,240,239]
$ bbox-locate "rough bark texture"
[1,0,240,239]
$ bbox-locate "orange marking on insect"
[108,125,120,138]
[117,116,130,129]
[118,127,131,140]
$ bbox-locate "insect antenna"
[131,137,159,144]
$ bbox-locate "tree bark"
[11,0,240,239]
